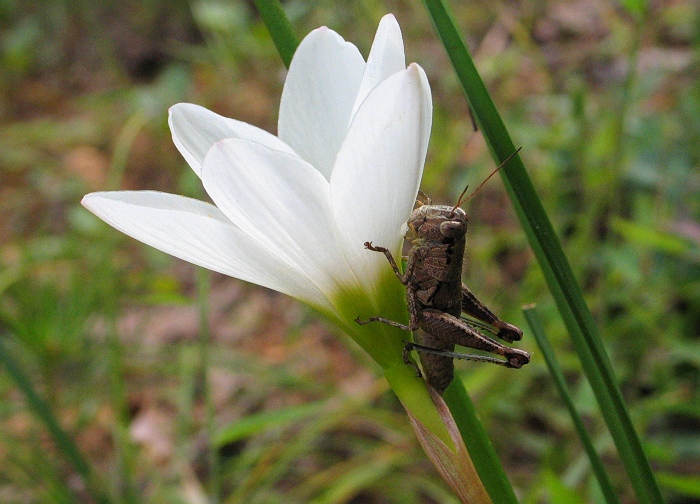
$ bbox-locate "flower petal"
[278,27,365,180]
[81,191,331,311]
[331,64,432,281]
[169,103,294,177]
[351,14,406,117]
[201,138,359,299]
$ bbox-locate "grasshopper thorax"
[408,205,468,242]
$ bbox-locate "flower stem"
[196,267,219,502]
[443,379,519,504]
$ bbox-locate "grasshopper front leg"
[363,241,423,286]
[363,242,405,284]
[356,242,422,329]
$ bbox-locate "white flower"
[82,15,432,365]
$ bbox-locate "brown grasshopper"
[356,162,530,394]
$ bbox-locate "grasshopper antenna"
[450,184,470,214]
[451,147,522,213]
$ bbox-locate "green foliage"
[1,0,698,502]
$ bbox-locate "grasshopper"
[356,161,530,394]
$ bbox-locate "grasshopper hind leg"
[461,284,524,343]
[406,342,527,367]
[409,309,531,380]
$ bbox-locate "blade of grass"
[523,305,622,504]
[0,338,111,504]
[252,0,299,68]
[421,1,663,502]
[215,402,325,446]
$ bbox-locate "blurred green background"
[1,0,698,502]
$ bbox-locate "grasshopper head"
[407,205,468,242]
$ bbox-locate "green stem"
[524,305,622,504]
[196,267,219,502]
[421,1,663,502]
[384,362,451,446]
[443,379,519,504]
[107,317,138,504]
[107,111,149,191]
[101,236,138,504]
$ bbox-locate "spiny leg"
[405,342,518,367]
[402,342,423,378]
[461,284,523,343]
[364,241,423,286]
[354,316,414,332]
[355,291,422,330]
[417,190,432,206]
[355,287,421,331]
[418,308,530,368]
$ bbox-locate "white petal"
[351,14,406,117]
[331,64,432,281]
[201,139,359,298]
[81,191,331,311]
[278,27,366,180]
[169,103,294,177]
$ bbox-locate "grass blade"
[421,1,663,502]
[252,0,299,68]
[0,338,111,504]
[523,305,622,504]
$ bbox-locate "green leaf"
[216,402,325,446]
[657,473,700,498]
[611,217,690,255]
[620,0,649,18]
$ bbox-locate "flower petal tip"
[406,62,423,76]
[81,192,98,210]
[377,13,401,35]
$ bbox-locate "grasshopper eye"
[439,220,464,237]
